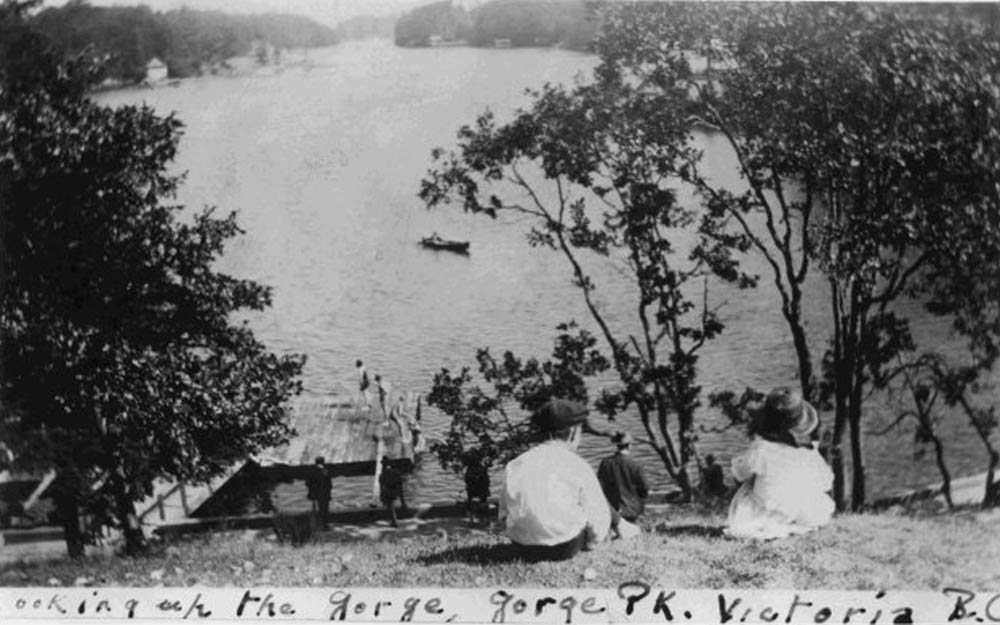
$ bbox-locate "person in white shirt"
[725,387,835,540]
[499,398,616,562]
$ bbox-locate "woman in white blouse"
[725,387,835,540]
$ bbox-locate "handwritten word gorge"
[3,586,999,623]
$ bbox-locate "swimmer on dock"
[356,359,371,411]
[375,373,389,423]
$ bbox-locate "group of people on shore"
[309,370,834,554]
[305,453,408,529]
[497,387,834,561]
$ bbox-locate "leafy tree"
[420,32,755,498]
[593,3,1000,510]
[0,2,305,556]
[428,323,608,479]
[875,355,955,509]
[29,2,338,83]
[394,1,470,47]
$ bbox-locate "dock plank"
[260,397,413,468]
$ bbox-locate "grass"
[3,505,998,589]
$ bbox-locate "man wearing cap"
[498,398,613,562]
[597,431,649,524]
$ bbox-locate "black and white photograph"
[1,0,999,621]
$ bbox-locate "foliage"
[29,1,338,83]
[591,2,1000,511]
[335,15,395,41]
[395,0,598,51]
[272,512,317,546]
[394,1,470,47]
[427,323,608,476]
[467,1,598,50]
[420,18,760,498]
[0,3,305,556]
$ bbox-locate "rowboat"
[420,233,470,253]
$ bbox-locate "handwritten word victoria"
[3,586,1000,623]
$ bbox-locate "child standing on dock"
[725,387,834,540]
[356,360,371,411]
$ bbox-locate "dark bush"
[272,512,317,546]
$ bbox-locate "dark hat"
[752,387,819,437]
[532,398,609,436]
[611,431,632,447]
[315,456,325,465]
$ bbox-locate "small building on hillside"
[145,58,168,83]
[494,38,511,49]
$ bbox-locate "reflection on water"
[97,40,993,509]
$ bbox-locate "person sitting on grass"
[725,387,834,540]
[499,398,637,562]
[379,455,408,528]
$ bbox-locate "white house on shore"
[145,57,168,83]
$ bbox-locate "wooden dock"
[257,395,419,469]
[138,395,423,524]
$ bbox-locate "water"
[97,40,996,510]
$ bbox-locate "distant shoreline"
[88,48,322,96]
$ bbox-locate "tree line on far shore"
[29,0,339,84]
[394,0,598,50]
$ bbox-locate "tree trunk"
[831,355,851,510]
[848,326,866,512]
[830,446,845,509]
[957,393,999,509]
[848,419,865,511]
[787,309,815,401]
[829,282,848,510]
[674,466,693,503]
[929,431,953,509]
[984,450,999,509]
[112,477,146,556]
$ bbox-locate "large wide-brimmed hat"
[532,398,609,436]
[752,387,819,437]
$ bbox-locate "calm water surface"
[97,40,995,509]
